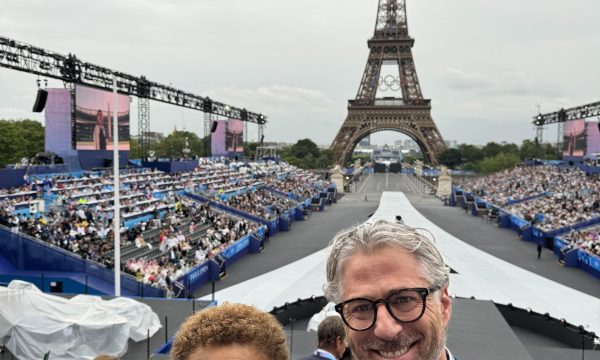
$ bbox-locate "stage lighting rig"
[0,35,269,159]
[532,101,600,125]
[534,114,545,126]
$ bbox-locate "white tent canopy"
[0,280,161,360]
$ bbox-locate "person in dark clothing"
[299,316,347,360]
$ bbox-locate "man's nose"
[372,303,405,340]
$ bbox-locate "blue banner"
[222,236,251,260]
[577,251,600,280]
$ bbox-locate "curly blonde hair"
[170,303,289,360]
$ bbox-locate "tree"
[500,143,519,156]
[478,152,521,174]
[129,138,141,159]
[244,142,260,160]
[0,119,44,168]
[457,144,484,164]
[290,139,319,159]
[482,142,503,158]
[519,139,538,160]
[315,149,333,169]
[438,148,462,168]
[150,130,205,159]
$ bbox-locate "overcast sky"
[1,0,599,147]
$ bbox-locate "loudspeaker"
[32,89,48,112]
[211,121,218,133]
[597,122,600,132]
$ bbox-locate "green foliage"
[477,152,521,174]
[482,142,503,158]
[0,119,44,168]
[129,138,141,159]
[519,139,560,160]
[149,130,207,158]
[244,142,260,159]
[315,149,334,169]
[290,138,320,158]
[457,144,484,164]
[281,139,332,169]
[438,148,462,168]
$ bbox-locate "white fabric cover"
[0,280,161,360]
[306,302,340,332]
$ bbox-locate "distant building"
[372,145,403,163]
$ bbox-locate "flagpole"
[112,75,121,297]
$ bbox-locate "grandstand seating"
[0,159,336,294]
[453,163,600,279]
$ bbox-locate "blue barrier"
[178,232,262,295]
[294,205,304,220]
[279,215,290,231]
[505,192,549,205]
[0,226,162,297]
[577,251,600,280]
[530,217,600,244]
[181,261,210,294]
[208,259,222,281]
[553,237,568,256]
[249,234,264,253]
[222,235,251,263]
[461,191,600,281]
[564,249,579,267]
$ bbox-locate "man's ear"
[440,286,452,327]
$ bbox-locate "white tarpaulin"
[0,280,161,360]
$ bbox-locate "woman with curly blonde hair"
[171,303,289,360]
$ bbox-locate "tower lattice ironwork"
[330,0,445,165]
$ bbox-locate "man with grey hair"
[324,219,455,360]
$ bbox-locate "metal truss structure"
[0,36,267,159]
[330,0,445,165]
[533,101,600,126]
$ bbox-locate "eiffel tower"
[330,0,445,165]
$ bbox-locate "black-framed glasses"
[334,286,440,331]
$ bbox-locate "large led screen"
[226,119,244,153]
[211,120,227,156]
[586,121,600,156]
[75,85,130,150]
[562,119,585,157]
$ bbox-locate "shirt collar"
[446,348,456,360]
[314,348,337,360]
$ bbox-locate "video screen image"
[211,120,227,156]
[586,121,600,156]
[226,119,244,153]
[562,119,585,157]
[75,85,130,150]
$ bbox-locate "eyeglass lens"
[341,289,425,330]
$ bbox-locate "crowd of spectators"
[0,160,330,291]
[461,165,600,232]
[460,165,573,205]
[262,170,328,201]
[223,188,295,220]
[561,227,600,258]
